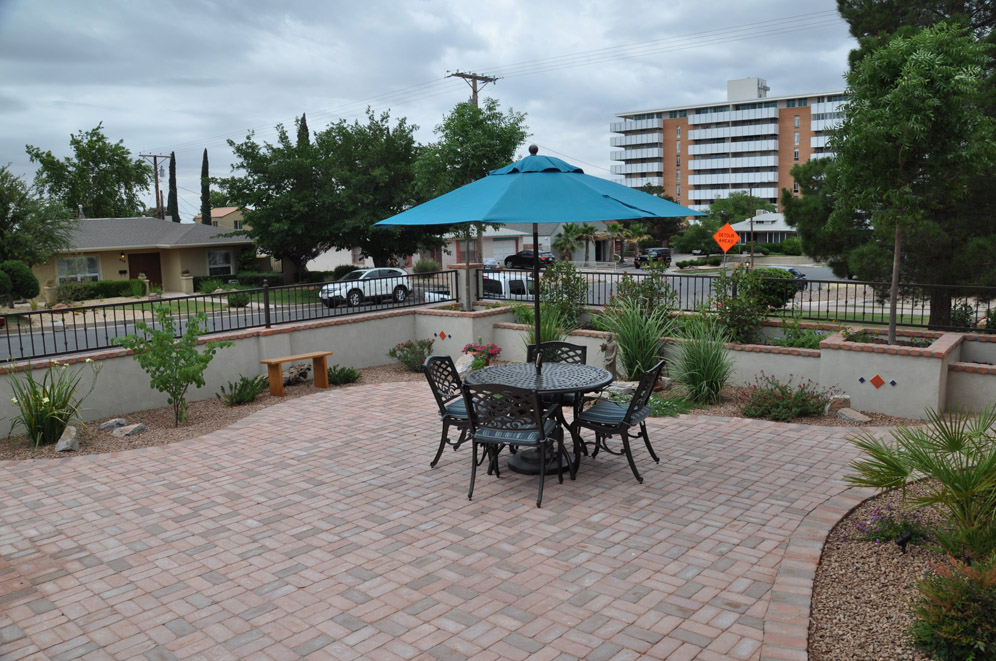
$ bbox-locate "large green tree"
[829,22,996,336]
[635,183,683,246]
[0,165,76,266]
[222,110,433,278]
[166,151,179,223]
[200,149,211,225]
[26,123,152,218]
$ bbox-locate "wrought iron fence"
[478,268,996,331]
[1,271,457,361]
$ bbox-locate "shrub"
[231,271,282,287]
[770,320,828,349]
[671,316,733,404]
[333,264,362,281]
[540,260,589,328]
[327,364,361,385]
[740,373,839,421]
[412,258,441,274]
[1,260,40,302]
[596,296,672,381]
[55,281,94,303]
[912,556,996,660]
[197,278,224,293]
[986,307,996,331]
[387,338,434,372]
[114,308,232,426]
[950,302,976,329]
[852,504,933,546]
[605,267,677,318]
[226,291,251,308]
[710,265,768,344]
[216,374,269,406]
[6,358,101,447]
[0,270,11,300]
[753,267,799,309]
[780,237,803,256]
[462,339,502,361]
[847,405,996,563]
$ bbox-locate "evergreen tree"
[200,148,211,225]
[166,151,179,223]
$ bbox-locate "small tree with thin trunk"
[166,152,179,223]
[200,149,211,225]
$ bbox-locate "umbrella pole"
[533,223,541,348]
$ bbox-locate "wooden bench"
[260,351,333,397]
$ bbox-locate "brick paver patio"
[0,382,877,660]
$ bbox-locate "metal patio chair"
[462,383,569,508]
[423,355,470,468]
[572,359,665,483]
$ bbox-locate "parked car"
[633,247,672,269]
[482,257,501,270]
[767,266,808,291]
[504,250,554,270]
[480,272,536,300]
[318,268,410,308]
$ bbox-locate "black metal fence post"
[262,280,271,328]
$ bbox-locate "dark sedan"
[504,250,555,269]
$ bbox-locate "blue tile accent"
[890,380,897,387]
[858,377,865,384]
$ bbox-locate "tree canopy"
[0,165,76,266]
[26,123,152,218]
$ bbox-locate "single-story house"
[729,211,797,244]
[31,216,255,293]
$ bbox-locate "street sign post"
[713,223,740,258]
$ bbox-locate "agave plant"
[846,405,996,563]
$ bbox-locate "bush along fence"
[1,271,457,361]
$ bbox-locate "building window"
[676,184,681,196]
[676,169,680,181]
[676,140,681,152]
[675,155,681,167]
[793,182,800,194]
[211,220,219,227]
[794,132,800,145]
[455,238,479,264]
[56,255,99,283]
[351,247,364,264]
[676,126,681,138]
[208,250,233,276]
[233,221,243,230]
[794,115,800,129]
[793,148,800,162]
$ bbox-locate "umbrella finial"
[528,144,538,155]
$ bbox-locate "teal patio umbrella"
[376,145,704,343]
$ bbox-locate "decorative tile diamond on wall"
[436,331,447,340]
[870,375,885,389]
[858,377,865,384]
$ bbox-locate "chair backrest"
[462,383,546,437]
[526,341,587,365]
[423,355,462,413]
[624,360,666,423]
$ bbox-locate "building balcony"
[688,122,779,141]
[610,133,662,148]
[610,147,663,162]
[689,155,778,171]
[611,162,663,175]
[689,139,778,156]
[688,187,779,201]
[688,171,779,186]
[616,176,663,188]
[687,106,779,125]
[610,117,663,133]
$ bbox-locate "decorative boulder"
[824,395,851,416]
[454,353,475,379]
[55,426,78,452]
[283,363,311,386]
[112,423,147,437]
[98,418,127,431]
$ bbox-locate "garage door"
[491,239,518,263]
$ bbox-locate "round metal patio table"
[464,362,613,475]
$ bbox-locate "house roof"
[62,217,254,251]
[730,211,795,234]
[192,207,241,222]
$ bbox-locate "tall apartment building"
[610,77,845,212]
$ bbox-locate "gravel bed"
[1,363,933,659]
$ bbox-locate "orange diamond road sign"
[713,223,740,253]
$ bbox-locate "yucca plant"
[327,364,361,385]
[846,404,996,563]
[596,296,672,380]
[513,303,574,348]
[216,374,269,406]
[671,316,733,404]
[7,358,102,447]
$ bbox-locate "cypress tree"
[200,148,211,225]
[166,151,179,222]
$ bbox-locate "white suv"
[319,268,411,308]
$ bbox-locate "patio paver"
[0,382,880,659]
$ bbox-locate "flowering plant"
[7,358,101,447]
[387,338,434,372]
[462,338,501,360]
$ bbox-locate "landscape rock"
[836,407,871,423]
[98,418,127,431]
[454,353,475,379]
[283,363,311,386]
[55,426,78,452]
[146,292,161,300]
[824,395,851,416]
[112,423,147,437]
[605,381,637,396]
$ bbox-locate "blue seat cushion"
[442,398,468,419]
[578,400,650,427]
[474,418,559,445]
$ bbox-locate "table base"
[508,448,573,476]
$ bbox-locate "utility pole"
[446,70,500,310]
[748,184,755,270]
[140,153,171,219]
[446,71,499,107]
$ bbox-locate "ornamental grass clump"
[387,338,434,372]
[327,364,361,385]
[740,372,840,422]
[671,315,732,404]
[595,296,672,381]
[216,374,269,406]
[6,358,101,447]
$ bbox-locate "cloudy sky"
[0,0,855,222]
